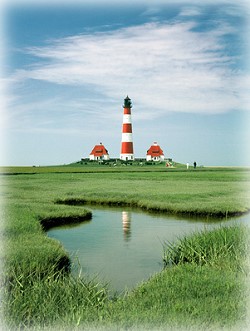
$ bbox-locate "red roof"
[90,144,109,156]
[147,144,164,157]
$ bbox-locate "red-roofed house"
[146,142,165,162]
[89,143,110,161]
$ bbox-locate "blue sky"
[1,0,250,166]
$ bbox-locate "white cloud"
[9,20,249,119]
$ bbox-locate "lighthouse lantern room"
[120,96,134,161]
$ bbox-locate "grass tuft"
[163,224,248,272]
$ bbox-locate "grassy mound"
[163,224,247,270]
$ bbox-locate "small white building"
[146,142,165,162]
[89,143,110,161]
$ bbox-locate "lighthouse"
[120,96,134,161]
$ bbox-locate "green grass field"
[1,164,250,330]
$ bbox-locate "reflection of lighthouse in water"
[122,211,131,241]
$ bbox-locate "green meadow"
[1,164,250,330]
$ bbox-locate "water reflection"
[47,206,249,293]
[122,211,131,241]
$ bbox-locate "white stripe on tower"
[122,133,133,142]
[120,96,134,161]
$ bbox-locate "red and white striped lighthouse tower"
[120,96,134,161]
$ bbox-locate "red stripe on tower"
[120,96,134,161]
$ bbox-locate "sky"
[1,0,250,166]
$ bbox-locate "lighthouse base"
[120,154,134,161]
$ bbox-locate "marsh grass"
[3,224,248,330]
[100,225,249,330]
[1,166,250,330]
[107,264,246,330]
[4,265,108,329]
[2,207,105,329]
[163,224,247,271]
[4,167,250,218]
[38,210,92,230]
